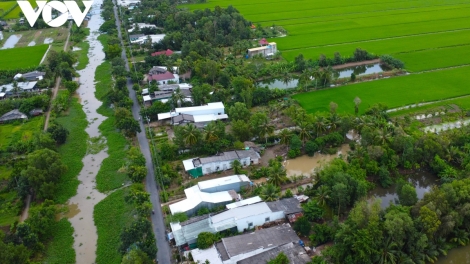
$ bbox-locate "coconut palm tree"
[181,123,200,146]
[203,122,219,143]
[256,117,275,144]
[328,113,341,132]
[311,66,321,88]
[172,88,186,107]
[297,121,311,145]
[268,161,288,186]
[315,185,331,207]
[313,115,329,137]
[298,68,312,92]
[375,237,399,264]
[260,183,280,201]
[278,129,292,147]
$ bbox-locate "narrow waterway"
[436,245,470,263]
[67,1,108,263]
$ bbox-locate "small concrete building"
[183,149,260,178]
[247,42,277,58]
[0,81,38,97]
[169,175,251,216]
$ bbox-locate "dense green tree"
[302,199,324,221]
[267,161,288,186]
[228,102,251,122]
[293,216,311,237]
[47,122,69,144]
[26,199,56,239]
[0,231,30,264]
[120,218,157,258]
[231,119,252,141]
[192,83,212,105]
[250,112,274,144]
[21,149,67,199]
[267,252,289,264]
[397,183,418,206]
[121,248,153,264]
[128,165,147,183]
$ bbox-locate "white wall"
[180,108,224,116]
[157,77,179,85]
[201,157,251,175]
[235,211,282,232]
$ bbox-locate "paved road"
[111,2,173,263]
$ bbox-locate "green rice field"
[0,45,49,70]
[292,66,470,114]
[1,0,36,19]
[186,0,470,71]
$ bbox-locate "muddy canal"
[284,144,350,177]
[67,1,108,263]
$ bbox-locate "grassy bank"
[42,218,76,263]
[54,95,88,203]
[293,65,470,114]
[73,28,91,71]
[94,188,134,264]
[94,34,129,192]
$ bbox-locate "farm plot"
[185,0,470,70]
[1,0,36,19]
[292,66,470,115]
[0,45,49,70]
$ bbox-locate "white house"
[170,200,302,247]
[0,81,38,96]
[169,175,251,216]
[247,42,277,58]
[127,23,156,32]
[182,148,260,178]
[130,34,165,44]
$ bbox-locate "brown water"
[66,1,108,263]
[284,144,350,177]
[436,245,470,263]
[368,171,439,209]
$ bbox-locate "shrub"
[380,55,404,69]
[293,216,311,237]
[197,232,217,249]
[305,141,318,156]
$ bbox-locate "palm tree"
[280,66,292,88]
[298,68,312,92]
[204,122,219,143]
[257,118,275,144]
[311,66,321,88]
[260,183,280,201]
[231,160,244,175]
[328,113,341,132]
[313,115,329,137]
[297,121,311,145]
[315,185,331,207]
[181,123,199,146]
[268,161,288,186]
[172,88,186,107]
[278,129,292,147]
[375,237,398,264]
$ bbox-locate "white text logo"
[17,1,93,27]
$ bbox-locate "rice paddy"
[185,0,470,113]
[0,45,49,70]
[185,0,470,70]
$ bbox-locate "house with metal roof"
[169,198,302,247]
[14,71,46,82]
[0,109,27,123]
[169,175,251,216]
[0,81,38,96]
[182,149,260,178]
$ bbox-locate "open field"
[2,0,36,19]
[293,66,470,114]
[0,45,49,69]
[1,27,69,48]
[185,0,470,71]
[0,116,44,150]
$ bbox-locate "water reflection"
[436,245,470,263]
[334,63,389,79]
[1,35,21,49]
[258,78,299,89]
[369,171,439,209]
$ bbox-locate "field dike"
[66,1,108,263]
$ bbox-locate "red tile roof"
[148,71,175,81]
[259,38,268,45]
[151,49,174,56]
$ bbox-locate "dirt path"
[43,21,72,132]
[19,194,31,222]
[331,59,380,70]
[387,93,470,113]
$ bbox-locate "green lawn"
[0,191,20,227]
[184,0,470,70]
[293,66,470,114]
[0,45,49,70]
[94,188,134,264]
[54,96,88,204]
[0,116,43,151]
